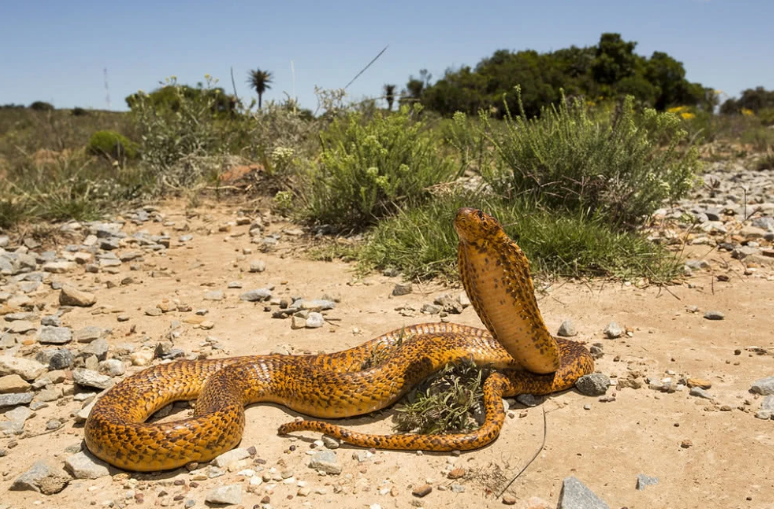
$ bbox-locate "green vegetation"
[246,69,273,109]
[87,130,138,160]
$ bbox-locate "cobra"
[85,208,593,471]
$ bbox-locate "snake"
[84,208,594,472]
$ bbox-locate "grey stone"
[305,312,325,328]
[99,359,125,377]
[516,394,541,407]
[74,326,107,343]
[0,332,18,349]
[0,392,34,408]
[308,450,342,474]
[392,283,413,296]
[41,315,61,327]
[64,450,111,479]
[751,376,774,395]
[752,217,774,231]
[49,349,74,370]
[249,260,266,273]
[761,395,774,415]
[636,474,659,490]
[603,322,623,339]
[296,299,337,311]
[72,368,114,390]
[239,288,272,302]
[575,373,610,396]
[689,387,713,399]
[212,448,251,468]
[80,338,109,360]
[10,460,70,494]
[0,235,8,248]
[558,320,577,337]
[42,261,75,273]
[204,290,224,301]
[59,285,96,307]
[5,320,36,334]
[703,310,724,320]
[75,400,96,424]
[322,435,341,449]
[732,246,761,260]
[38,326,72,345]
[421,303,441,314]
[558,476,609,509]
[205,484,242,505]
[36,388,62,402]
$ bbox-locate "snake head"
[454,208,508,246]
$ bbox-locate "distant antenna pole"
[291,60,296,109]
[103,68,111,110]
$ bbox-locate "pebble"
[212,448,251,468]
[305,312,325,328]
[575,373,610,396]
[203,290,224,301]
[557,320,577,337]
[59,285,96,307]
[412,484,432,497]
[704,310,725,320]
[72,368,114,390]
[249,260,266,272]
[308,451,342,475]
[0,357,47,381]
[322,435,341,449]
[10,460,70,495]
[65,451,111,479]
[750,376,774,395]
[38,326,73,345]
[636,474,659,490]
[205,484,242,505]
[689,387,713,399]
[558,476,609,509]
[0,374,30,394]
[240,288,273,302]
[603,322,623,339]
[392,283,413,296]
[0,392,34,408]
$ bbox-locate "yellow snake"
[85,208,593,471]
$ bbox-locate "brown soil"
[2,201,773,509]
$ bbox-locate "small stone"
[213,448,251,468]
[72,368,114,390]
[575,373,610,396]
[686,378,712,389]
[249,260,266,273]
[0,392,34,408]
[501,494,517,505]
[99,359,125,377]
[447,468,465,479]
[240,288,272,302]
[0,374,30,394]
[680,440,693,448]
[558,476,609,509]
[703,310,724,320]
[74,326,107,343]
[11,460,70,494]
[65,450,111,479]
[48,349,74,370]
[38,326,72,344]
[130,349,154,366]
[205,484,242,505]
[557,320,577,337]
[412,484,432,497]
[603,322,623,339]
[636,474,659,490]
[42,261,75,273]
[750,376,774,395]
[322,435,341,449]
[516,394,540,407]
[59,285,96,307]
[0,357,47,380]
[305,312,325,328]
[204,290,224,301]
[5,320,36,334]
[392,283,413,296]
[308,450,342,475]
[689,387,713,399]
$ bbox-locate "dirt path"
[2,202,774,509]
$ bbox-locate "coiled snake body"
[85,208,593,471]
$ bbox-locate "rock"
[48,349,74,370]
[741,225,767,238]
[703,310,724,320]
[0,235,8,247]
[0,374,30,393]
[686,378,712,389]
[74,326,107,343]
[38,326,72,344]
[99,359,125,376]
[75,400,96,424]
[421,303,442,314]
[516,394,540,407]
[42,261,75,273]
[305,312,325,328]
[636,474,659,490]
[501,494,517,505]
[59,285,96,307]
[249,260,266,273]
[213,448,251,468]
[130,349,154,366]
[205,484,242,505]
[761,395,774,415]
[412,484,432,497]
[603,322,623,339]
[392,283,413,296]
[64,451,111,479]
[204,290,224,301]
[558,476,609,509]
[689,387,713,399]
[239,288,272,302]
[322,435,341,449]
[81,338,109,360]
[557,320,577,337]
[0,392,34,408]
[447,467,466,479]
[308,450,342,475]
[5,320,36,334]
[10,460,70,494]
[0,357,47,380]
[72,368,114,390]
[575,373,610,396]
[751,376,774,395]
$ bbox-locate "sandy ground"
[1,202,774,509]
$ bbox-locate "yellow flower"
[741,108,755,117]
[667,106,686,114]
[680,112,695,120]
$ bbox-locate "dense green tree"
[591,33,638,85]
[721,86,774,114]
[246,69,273,109]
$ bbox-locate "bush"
[71,107,89,117]
[481,90,699,228]
[29,101,54,111]
[359,190,681,282]
[88,130,138,160]
[302,104,457,230]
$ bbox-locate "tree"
[383,84,397,111]
[591,33,638,85]
[246,69,273,109]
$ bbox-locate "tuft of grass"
[393,360,488,435]
[359,190,682,282]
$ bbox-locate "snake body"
[85,208,593,471]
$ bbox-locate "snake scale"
[85,208,594,471]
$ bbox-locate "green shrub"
[29,101,54,111]
[359,190,681,282]
[303,104,457,230]
[71,107,89,117]
[88,130,138,160]
[482,90,699,228]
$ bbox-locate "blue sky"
[2,0,772,111]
